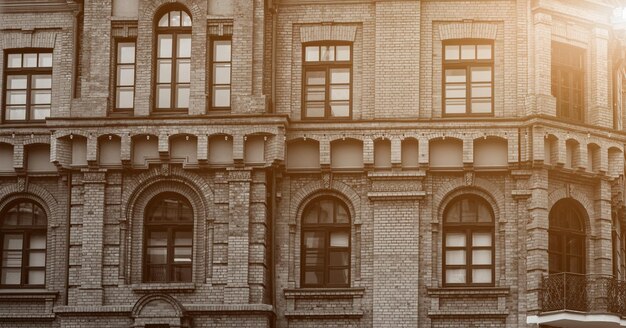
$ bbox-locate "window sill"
[284,287,365,299]
[131,283,196,293]
[0,289,58,300]
[427,286,510,297]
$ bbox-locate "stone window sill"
[132,283,196,293]
[0,289,58,300]
[284,287,365,299]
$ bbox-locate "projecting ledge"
[367,191,426,200]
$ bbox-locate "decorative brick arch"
[131,293,188,328]
[300,25,357,43]
[0,183,59,226]
[438,22,498,41]
[289,179,361,225]
[548,188,594,233]
[23,136,50,146]
[141,0,203,21]
[0,138,15,146]
[433,177,504,222]
[2,30,58,50]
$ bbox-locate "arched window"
[0,200,47,287]
[301,197,350,287]
[144,193,193,282]
[443,195,494,286]
[549,199,586,274]
[154,7,192,112]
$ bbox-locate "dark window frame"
[442,39,494,117]
[301,42,353,120]
[152,7,192,114]
[0,200,47,288]
[551,41,585,123]
[2,48,53,123]
[300,197,351,288]
[208,35,232,111]
[442,195,495,287]
[548,199,586,274]
[113,38,137,113]
[143,193,193,283]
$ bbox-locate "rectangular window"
[443,41,493,116]
[302,44,352,119]
[552,42,584,122]
[209,37,232,110]
[3,50,53,122]
[114,41,136,111]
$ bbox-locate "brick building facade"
[1,0,626,327]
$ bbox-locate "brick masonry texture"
[1,0,626,327]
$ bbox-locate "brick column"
[593,179,613,274]
[590,27,610,128]
[78,170,106,305]
[225,168,252,303]
[530,12,556,116]
[526,169,549,313]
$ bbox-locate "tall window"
[3,50,53,122]
[154,9,192,112]
[301,197,350,287]
[209,37,232,110]
[552,42,584,122]
[114,41,136,111]
[1,201,47,287]
[144,193,193,282]
[549,199,586,274]
[443,41,493,115]
[302,43,351,119]
[443,195,494,286]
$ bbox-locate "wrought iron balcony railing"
[542,272,626,317]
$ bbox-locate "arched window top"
[145,193,192,224]
[157,9,192,27]
[549,199,585,232]
[444,195,493,224]
[1,201,47,227]
[302,197,350,225]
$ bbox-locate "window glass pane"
[176,86,189,108]
[157,86,171,108]
[472,232,492,247]
[28,270,45,285]
[304,271,322,284]
[30,234,46,249]
[118,43,135,63]
[175,231,192,246]
[1,268,21,284]
[319,200,333,223]
[478,204,492,222]
[336,46,350,61]
[7,107,26,120]
[177,35,192,58]
[182,11,192,26]
[157,60,172,83]
[328,269,349,285]
[214,41,232,62]
[320,46,334,61]
[330,85,350,101]
[330,231,349,247]
[445,69,466,83]
[148,248,167,264]
[2,250,22,266]
[445,45,459,60]
[158,35,173,58]
[471,99,492,113]
[7,76,27,89]
[117,67,134,86]
[461,199,478,222]
[32,106,50,120]
[174,247,192,262]
[32,75,52,89]
[445,232,466,247]
[330,103,350,117]
[329,251,349,266]
[7,91,26,105]
[461,45,475,60]
[445,203,460,222]
[23,53,38,67]
[305,46,319,62]
[214,63,231,84]
[306,71,325,85]
[169,11,181,27]
[7,54,22,68]
[177,60,191,83]
[173,266,191,282]
[117,89,134,108]
[33,206,46,226]
[306,103,325,117]
[304,231,323,248]
[477,45,492,59]
[446,269,466,284]
[472,269,492,283]
[473,249,492,265]
[29,251,46,266]
[471,67,491,82]
[148,266,167,281]
[446,84,466,98]
[445,249,466,265]
[31,90,51,105]
[148,231,167,246]
[158,13,169,27]
[213,86,231,107]
[336,205,349,223]
[471,83,491,98]
[304,206,318,224]
[305,251,323,265]
[445,99,466,114]
[331,69,350,84]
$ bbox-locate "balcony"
[533,273,626,328]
